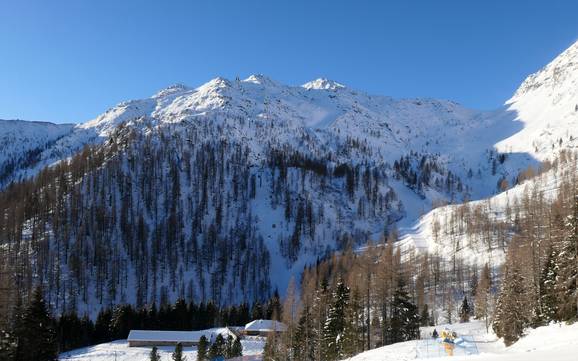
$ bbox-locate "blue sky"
[1,0,577,124]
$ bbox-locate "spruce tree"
[224,335,234,358]
[459,296,471,323]
[150,346,160,361]
[14,288,58,361]
[420,304,431,326]
[342,289,363,357]
[538,246,558,323]
[262,332,279,361]
[231,337,243,357]
[493,260,530,346]
[390,277,420,343]
[555,197,578,320]
[208,334,225,359]
[293,303,315,361]
[172,342,185,361]
[0,329,16,361]
[322,278,350,361]
[197,335,209,361]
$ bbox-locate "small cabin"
[127,328,236,347]
[243,320,287,337]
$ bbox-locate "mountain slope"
[496,40,578,159]
[3,40,578,316]
[0,119,74,186]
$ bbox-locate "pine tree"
[172,342,185,361]
[459,296,471,323]
[13,287,58,361]
[197,335,209,361]
[150,346,161,361]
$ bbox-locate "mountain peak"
[242,74,278,86]
[153,83,192,99]
[302,78,345,90]
[508,39,578,104]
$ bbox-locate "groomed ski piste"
[342,320,578,361]
[58,320,578,360]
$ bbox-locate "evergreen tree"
[13,287,58,361]
[208,334,226,359]
[342,289,364,357]
[293,303,315,361]
[322,278,350,361]
[390,277,420,343]
[224,335,234,358]
[262,332,280,361]
[420,304,431,327]
[94,308,113,343]
[493,260,530,346]
[459,296,471,323]
[231,337,243,358]
[150,346,160,361]
[197,335,209,361]
[0,329,16,361]
[538,246,559,323]
[555,197,578,320]
[109,304,134,339]
[172,342,185,361]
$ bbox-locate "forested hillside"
[1,41,578,361]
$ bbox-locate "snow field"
[59,338,266,361]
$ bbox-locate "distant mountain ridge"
[2,40,578,316]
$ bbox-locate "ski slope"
[344,320,578,361]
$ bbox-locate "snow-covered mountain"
[398,40,578,267]
[0,119,74,186]
[496,40,578,159]
[3,40,578,316]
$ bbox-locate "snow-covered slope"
[343,320,578,361]
[398,153,578,268]
[0,119,74,186]
[59,337,265,361]
[397,39,578,266]
[1,73,536,201]
[497,41,578,160]
[4,40,578,313]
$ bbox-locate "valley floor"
[58,321,578,361]
[59,338,266,361]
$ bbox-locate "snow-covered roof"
[127,328,234,343]
[244,320,287,332]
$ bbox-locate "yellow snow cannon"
[440,329,457,344]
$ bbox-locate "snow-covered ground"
[343,320,578,361]
[59,337,266,361]
[60,321,578,361]
[397,153,578,268]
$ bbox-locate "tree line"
[0,288,281,360]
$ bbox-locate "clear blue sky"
[1,0,577,124]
